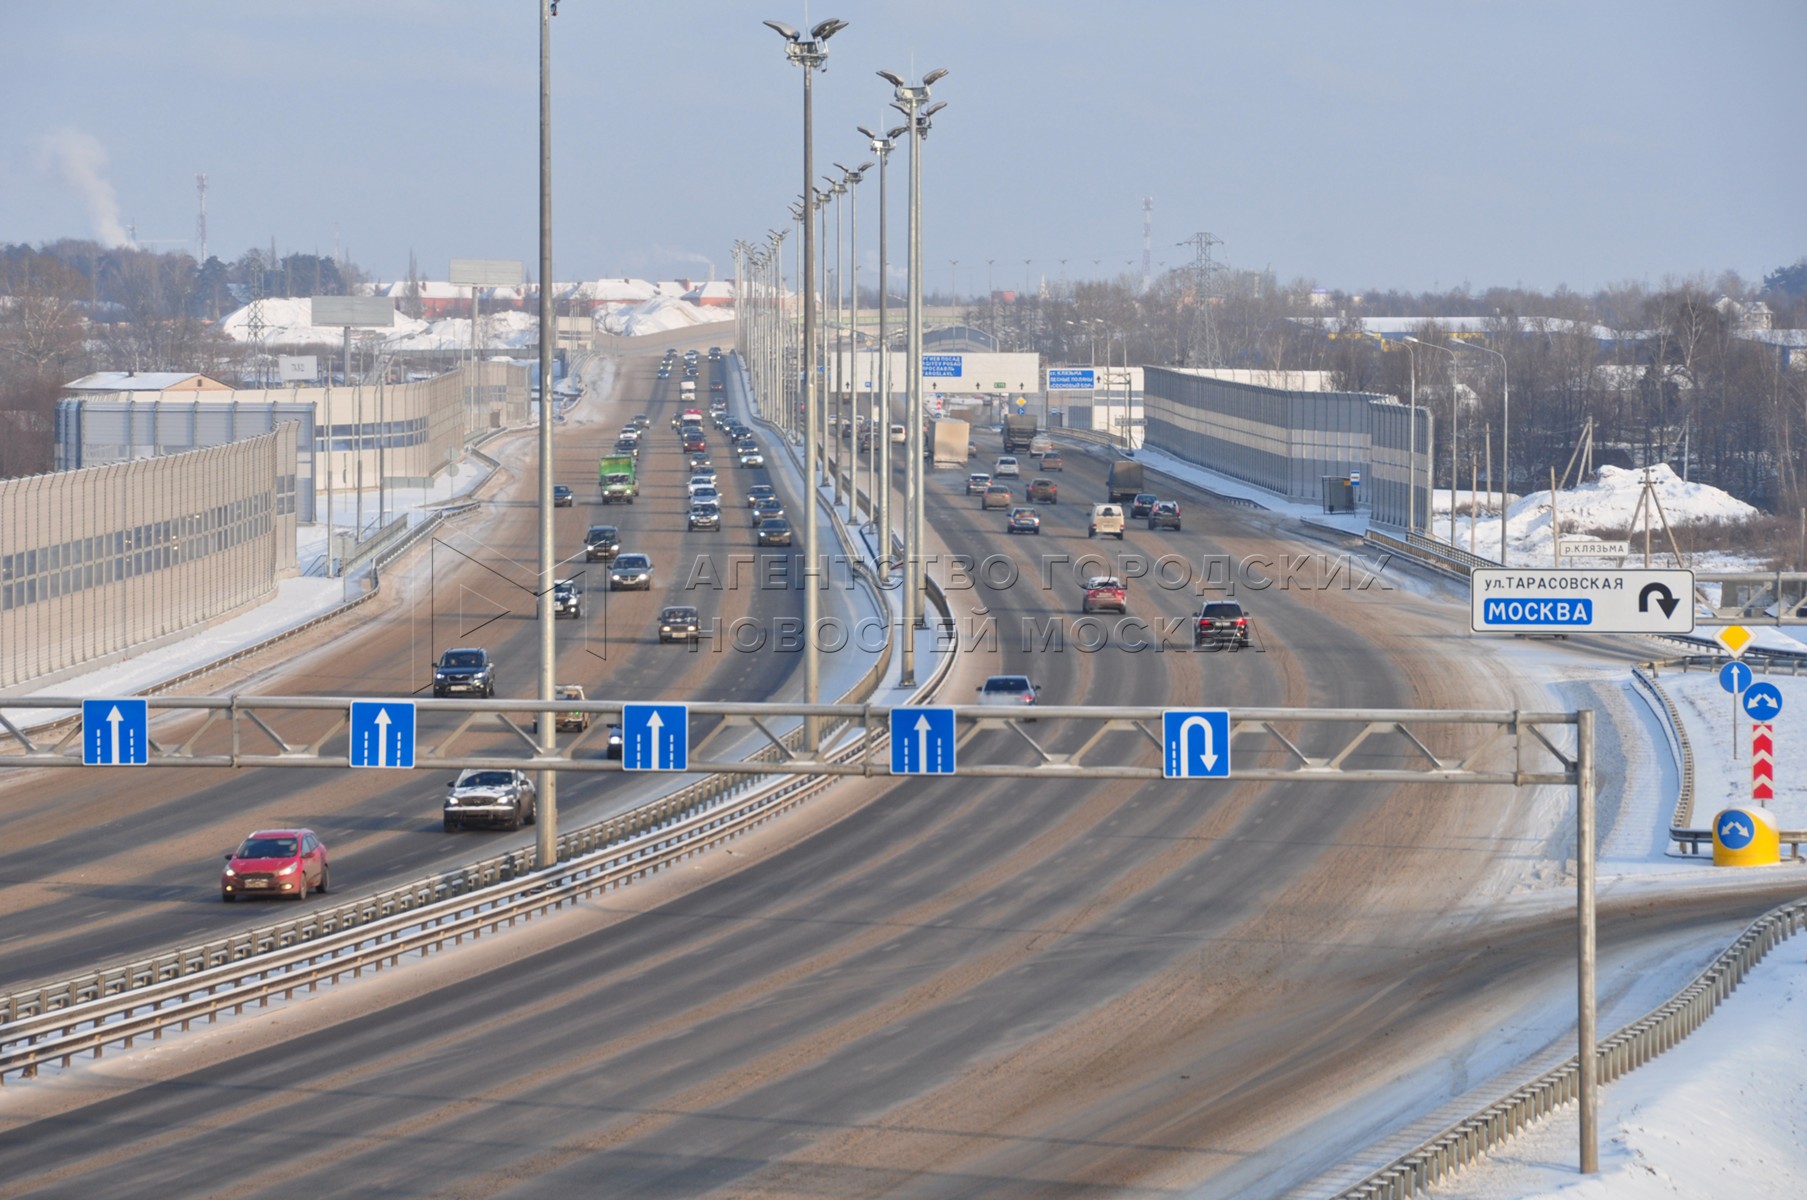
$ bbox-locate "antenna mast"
[195,173,209,262]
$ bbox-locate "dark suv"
[1129,493,1159,520]
[1194,601,1250,651]
[1147,500,1182,531]
[584,524,620,562]
[433,647,495,696]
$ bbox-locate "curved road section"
[1,345,1798,1198]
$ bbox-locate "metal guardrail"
[1328,897,1807,1198]
[1630,667,1698,836]
[1365,528,1471,581]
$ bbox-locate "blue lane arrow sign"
[1162,709,1231,779]
[83,699,149,766]
[1719,661,1753,695]
[624,703,688,771]
[890,707,956,775]
[350,701,415,768]
[1742,682,1784,722]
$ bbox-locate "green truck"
[598,454,638,504]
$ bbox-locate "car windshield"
[760,519,789,530]
[983,677,1030,694]
[1087,577,1123,591]
[1201,603,1243,619]
[554,580,576,593]
[615,555,650,569]
[556,687,583,701]
[588,527,615,540]
[662,608,697,621]
[238,836,297,858]
[459,771,513,788]
[443,651,484,667]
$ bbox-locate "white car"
[994,456,1020,479]
[687,473,718,496]
[690,486,721,508]
[976,674,1038,710]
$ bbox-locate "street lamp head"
[762,18,800,41]
[876,69,906,88]
[810,17,847,40]
[922,67,949,86]
[886,124,909,141]
[923,101,946,120]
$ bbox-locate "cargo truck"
[930,419,970,469]
[597,453,638,503]
[1105,459,1144,503]
[1002,414,1039,453]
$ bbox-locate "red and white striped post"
[1752,723,1775,804]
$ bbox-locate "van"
[1088,503,1125,539]
[679,378,697,397]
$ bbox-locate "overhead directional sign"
[1047,368,1096,390]
[350,701,415,769]
[83,699,148,766]
[1469,569,1694,634]
[922,354,962,378]
[1742,682,1784,722]
[623,702,688,771]
[1163,709,1231,779]
[1719,661,1753,695]
[890,706,956,775]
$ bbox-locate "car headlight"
[435,672,448,680]
[223,866,237,877]
[278,862,299,875]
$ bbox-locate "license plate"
[245,879,270,889]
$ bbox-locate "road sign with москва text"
[1470,569,1694,634]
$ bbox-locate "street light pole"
[767,15,846,750]
[837,160,874,523]
[860,124,904,568]
[534,0,559,869]
[880,68,947,685]
[825,173,847,508]
[1407,335,1460,547]
[1452,340,1510,564]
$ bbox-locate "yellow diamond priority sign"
[1716,625,1754,658]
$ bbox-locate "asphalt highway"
[1,338,1800,1198]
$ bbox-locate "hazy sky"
[3,1,1802,297]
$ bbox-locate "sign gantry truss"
[0,697,1580,786]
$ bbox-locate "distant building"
[682,280,736,308]
[64,372,231,397]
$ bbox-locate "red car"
[221,828,330,902]
[1082,575,1127,614]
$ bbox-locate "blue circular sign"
[1742,682,1784,722]
[1717,810,1757,850]
[1719,661,1753,695]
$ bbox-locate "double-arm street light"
[836,159,875,522]
[858,123,907,559]
[766,15,846,750]
[823,172,848,508]
[879,66,947,686]
[533,0,560,868]
[1450,340,1510,564]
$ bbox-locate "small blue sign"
[890,707,956,775]
[623,703,688,771]
[1742,682,1784,722]
[83,699,148,766]
[1717,810,1756,850]
[1162,709,1231,779]
[1719,661,1754,695]
[1047,368,1096,390]
[922,354,962,378]
[1480,598,1595,627]
[1349,469,1362,486]
[350,701,415,769]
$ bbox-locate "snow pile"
[1438,463,1763,569]
[599,296,733,336]
[218,297,432,347]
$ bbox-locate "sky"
[2,0,1803,297]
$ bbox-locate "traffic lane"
[0,353,826,984]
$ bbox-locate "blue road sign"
[922,354,962,378]
[83,699,148,766]
[1162,709,1231,779]
[1742,682,1784,722]
[1717,810,1756,850]
[890,706,956,775]
[350,701,416,769]
[1047,368,1096,390]
[1719,661,1754,695]
[623,702,689,771]
[1349,469,1362,486]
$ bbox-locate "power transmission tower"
[1177,230,1223,367]
[244,250,269,386]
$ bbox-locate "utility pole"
[1177,230,1222,368]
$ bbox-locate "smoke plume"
[39,130,131,247]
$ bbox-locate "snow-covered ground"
[215,294,731,353]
